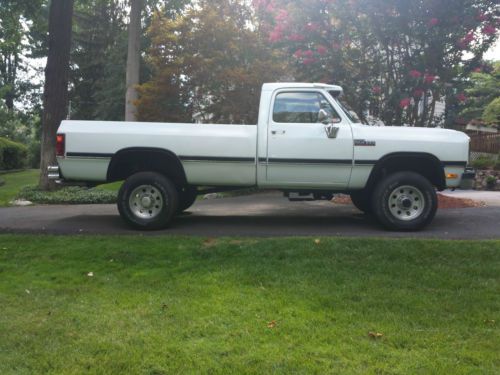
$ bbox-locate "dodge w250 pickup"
[49,83,470,231]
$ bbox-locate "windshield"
[327,91,364,124]
[336,98,363,123]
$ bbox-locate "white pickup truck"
[49,83,470,231]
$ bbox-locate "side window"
[273,92,340,124]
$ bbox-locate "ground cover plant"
[0,235,498,374]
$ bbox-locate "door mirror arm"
[324,124,339,139]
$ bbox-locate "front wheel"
[350,190,372,214]
[117,172,179,230]
[371,172,437,231]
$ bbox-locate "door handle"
[271,130,286,135]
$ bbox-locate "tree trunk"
[125,0,142,121]
[39,0,74,190]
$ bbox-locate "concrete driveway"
[0,192,499,239]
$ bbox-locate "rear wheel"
[349,190,372,214]
[371,171,437,231]
[117,172,178,230]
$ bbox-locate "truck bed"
[58,120,258,185]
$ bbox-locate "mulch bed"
[332,193,485,209]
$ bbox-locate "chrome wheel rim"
[388,185,425,221]
[129,185,164,219]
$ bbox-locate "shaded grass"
[0,169,39,206]
[0,169,122,206]
[0,236,498,374]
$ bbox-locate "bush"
[17,186,117,205]
[471,156,496,169]
[0,137,28,170]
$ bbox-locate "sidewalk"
[440,190,500,207]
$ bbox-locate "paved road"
[0,192,499,239]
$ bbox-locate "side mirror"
[318,109,330,124]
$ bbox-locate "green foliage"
[256,0,499,127]
[137,0,288,124]
[461,62,500,125]
[0,137,27,170]
[482,97,500,125]
[17,185,117,204]
[471,156,496,169]
[0,235,499,373]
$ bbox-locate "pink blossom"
[456,93,467,103]
[428,18,439,27]
[293,49,303,58]
[265,2,274,12]
[473,67,482,73]
[275,9,289,22]
[476,12,488,22]
[482,25,497,35]
[303,49,314,58]
[252,0,269,9]
[269,30,282,43]
[332,42,341,50]
[372,86,382,94]
[305,22,320,32]
[424,74,436,84]
[399,98,411,108]
[413,88,424,97]
[288,33,305,42]
[409,70,422,79]
[316,45,328,55]
[302,57,317,65]
[463,32,475,43]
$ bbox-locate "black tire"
[177,185,198,213]
[350,190,372,214]
[371,171,437,231]
[117,172,179,230]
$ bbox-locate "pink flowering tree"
[254,0,499,126]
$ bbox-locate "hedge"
[0,137,28,170]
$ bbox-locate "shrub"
[17,185,117,204]
[0,137,28,170]
[471,156,495,169]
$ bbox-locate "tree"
[0,0,46,110]
[482,97,500,125]
[255,0,499,127]
[136,0,287,124]
[70,0,128,121]
[125,0,143,121]
[459,62,500,125]
[39,0,74,190]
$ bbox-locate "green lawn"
[0,169,39,206]
[0,236,498,374]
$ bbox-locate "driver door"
[265,90,353,188]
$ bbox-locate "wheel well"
[107,147,187,186]
[366,153,446,191]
